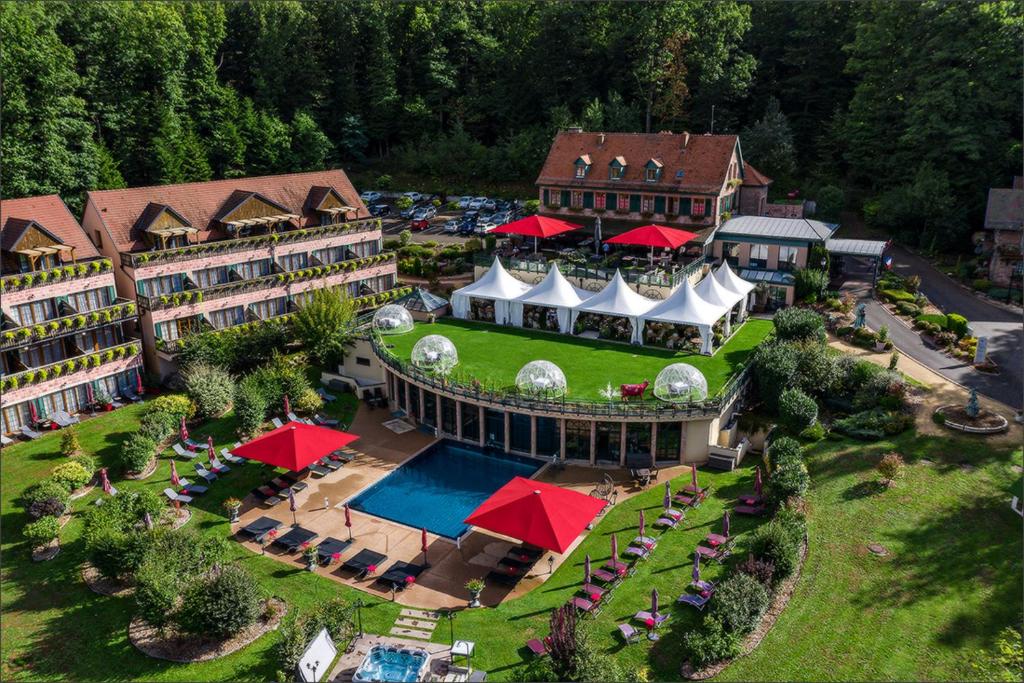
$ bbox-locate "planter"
[874,342,887,352]
[32,538,61,562]
[227,506,240,523]
[468,589,482,608]
[934,405,1009,434]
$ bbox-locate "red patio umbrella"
[421,528,429,567]
[491,215,583,253]
[231,422,359,472]
[29,401,39,425]
[344,503,353,540]
[463,477,606,553]
[179,416,189,443]
[135,369,144,395]
[605,224,698,265]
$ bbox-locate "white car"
[360,191,383,203]
[476,221,498,235]
[458,196,473,209]
[443,220,460,233]
[468,196,488,210]
[401,191,421,203]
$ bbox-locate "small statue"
[966,388,980,419]
[853,303,867,329]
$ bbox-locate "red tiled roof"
[536,131,741,194]
[742,163,772,187]
[0,194,99,259]
[86,170,368,252]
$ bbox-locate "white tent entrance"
[451,257,531,325]
[641,279,729,355]
[510,266,592,333]
[695,269,747,336]
[570,270,656,344]
[712,262,756,322]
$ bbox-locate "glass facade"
[460,402,480,442]
[422,391,437,428]
[484,409,504,448]
[625,423,652,462]
[565,420,590,460]
[595,422,621,464]
[536,417,560,457]
[509,413,531,452]
[440,396,457,435]
[655,422,682,463]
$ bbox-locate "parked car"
[468,196,488,210]
[463,210,480,224]
[478,211,494,224]
[410,218,430,231]
[360,191,383,203]
[400,203,420,220]
[483,199,497,212]
[457,221,477,236]
[369,204,392,217]
[443,220,460,233]
[412,206,437,221]
[457,196,473,209]
[402,191,426,203]
[491,211,511,225]
[476,221,498,235]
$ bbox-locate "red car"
[410,218,430,231]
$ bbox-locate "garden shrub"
[235,375,271,435]
[880,289,915,303]
[50,461,92,491]
[946,313,969,338]
[914,313,947,329]
[681,615,741,667]
[736,553,776,589]
[832,408,913,441]
[895,301,921,316]
[751,341,799,405]
[792,341,842,397]
[139,409,178,443]
[877,452,906,484]
[709,573,771,635]
[794,269,828,303]
[972,278,992,292]
[293,388,324,415]
[772,308,826,343]
[134,554,181,627]
[28,496,67,520]
[767,436,802,470]
[275,598,355,670]
[60,427,81,456]
[181,362,235,419]
[766,458,809,506]
[134,528,228,626]
[798,422,826,442]
[23,516,60,547]
[853,370,907,411]
[120,433,156,473]
[145,394,195,421]
[933,330,957,348]
[69,453,97,478]
[23,479,71,508]
[750,517,803,582]
[778,388,818,434]
[180,565,263,638]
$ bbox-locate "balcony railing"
[155,286,413,354]
[120,218,384,268]
[372,334,751,420]
[0,299,137,351]
[137,253,397,311]
[475,254,705,290]
[0,340,140,393]
[0,259,113,294]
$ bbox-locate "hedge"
[914,313,947,329]
[946,313,968,338]
[880,289,915,303]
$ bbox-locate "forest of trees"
[1,1,1020,250]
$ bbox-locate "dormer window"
[609,156,627,180]
[574,155,592,179]
[644,159,663,182]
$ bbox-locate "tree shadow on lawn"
[842,479,888,500]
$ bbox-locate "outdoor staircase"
[705,438,751,471]
[389,608,440,641]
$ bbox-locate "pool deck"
[234,405,695,610]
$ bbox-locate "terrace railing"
[0,298,138,351]
[475,254,705,290]
[136,253,397,311]
[0,340,141,393]
[372,333,751,420]
[120,218,383,269]
[0,259,113,294]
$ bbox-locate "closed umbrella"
[288,489,298,526]
[179,416,189,443]
[663,481,672,511]
[421,528,430,567]
[170,460,181,487]
[283,394,291,416]
[344,503,353,540]
[692,553,701,584]
[754,467,763,498]
[610,533,622,574]
[639,509,646,539]
[86,382,95,410]
[723,511,730,538]
[207,436,216,465]
[594,216,603,254]
[691,465,699,492]
[136,369,144,395]
[651,587,660,618]
[29,400,39,425]
[584,554,592,583]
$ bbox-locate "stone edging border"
[682,535,809,680]
[124,456,158,481]
[82,561,135,598]
[934,406,1009,434]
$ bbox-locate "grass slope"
[385,318,773,400]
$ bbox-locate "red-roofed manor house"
[81,170,399,378]
[1,195,142,436]
[535,129,771,237]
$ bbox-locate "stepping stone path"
[389,608,440,641]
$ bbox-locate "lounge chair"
[308,462,331,477]
[633,610,670,626]
[590,566,619,583]
[122,387,141,402]
[274,475,308,493]
[603,558,628,573]
[486,566,526,586]
[319,457,342,472]
[617,623,641,644]
[252,486,284,507]
[316,537,352,565]
[108,396,125,408]
[623,545,652,560]
[738,493,763,506]
[734,503,767,516]
[313,413,339,427]
[175,478,208,496]
[570,596,601,616]
[193,462,218,483]
[52,410,80,427]
[173,443,198,460]
[316,387,337,402]
[341,548,388,578]
[677,593,711,611]
[163,488,193,505]
[705,533,729,547]
[330,450,356,464]
[208,456,232,474]
[1,434,14,446]
[691,578,716,594]
[376,561,425,591]
[287,411,312,424]
[272,526,318,553]
[633,535,658,548]
[581,583,609,601]
[655,514,682,529]
[20,425,43,440]
[220,447,246,465]
[695,544,731,563]
[240,516,283,542]
[509,545,544,561]
[498,556,534,570]
[525,638,549,657]
[673,492,702,508]
[271,417,285,429]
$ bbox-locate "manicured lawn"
[384,318,774,400]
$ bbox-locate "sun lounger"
[286,412,312,424]
[618,623,641,643]
[498,556,534,570]
[487,566,526,585]
[193,462,218,483]
[208,456,232,474]
[603,558,628,573]
[695,544,731,563]
[377,561,425,591]
[308,462,331,477]
[691,579,716,594]
[589,566,619,583]
[581,583,609,600]
[273,526,318,553]
[316,387,337,402]
[570,596,601,616]
[316,537,352,564]
[271,417,285,429]
[705,533,729,547]
[677,593,711,611]
[1,434,13,446]
[330,450,356,463]
[341,548,388,578]
[633,535,657,548]
[20,425,43,440]
[261,494,284,507]
[52,410,80,427]
[633,610,670,626]
[271,476,307,493]
[526,638,549,657]
[734,503,767,516]
[673,492,702,508]
[122,388,141,402]
[508,545,544,561]
[655,514,681,529]
[177,479,208,496]
[623,545,651,560]
[319,457,342,472]
[220,447,246,465]
[108,396,125,408]
[313,413,339,427]
[738,493,763,506]
[173,443,198,460]
[240,516,283,542]
[163,488,193,505]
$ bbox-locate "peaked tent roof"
[573,270,655,318]
[713,261,755,297]
[452,257,531,301]
[515,266,591,308]
[643,278,728,327]
[694,270,745,308]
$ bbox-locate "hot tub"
[352,645,430,683]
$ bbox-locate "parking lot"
[360,191,528,244]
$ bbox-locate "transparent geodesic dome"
[411,335,458,374]
[653,363,708,402]
[372,304,414,335]
[515,360,568,397]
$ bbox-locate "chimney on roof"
[567,126,583,133]
[598,133,605,146]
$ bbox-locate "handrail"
[0,340,141,392]
[371,333,751,420]
[474,254,705,290]
[0,298,137,351]
[137,253,396,311]
[0,259,113,293]
[121,218,383,268]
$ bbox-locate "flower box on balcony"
[0,259,112,293]
[0,341,140,392]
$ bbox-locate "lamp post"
[547,555,555,574]
[443,608,456,647]
[305,660,320,682]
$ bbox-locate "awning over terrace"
[641,278,729,354]
[510,266,592,333]
[451,256,531,324]
[570,270,656,344]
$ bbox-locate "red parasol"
[170,460,180,487]
[231,422,359,471]
[421,527,429,566]
[29,401,39,424]
[136,369,144,395]
[491,215,583,253]
[606,224,698,265]
[179,416,189,442]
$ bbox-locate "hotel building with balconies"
[1,195,142,435]
[81,170,399,378]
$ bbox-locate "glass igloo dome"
[653,363,708,402]
[411,335,458,374]
[372,304,414,335]
[515,360,567,397]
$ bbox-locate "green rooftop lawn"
[383,317,774,400]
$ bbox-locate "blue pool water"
[348,440,542,539]
[353,645,429,683]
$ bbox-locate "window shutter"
[583,192,594,209]
[629,194,641,212]
[606,193,617,210]
[654,196,666,214]
[680,198,692,215]
[542,189,549,205]
[705,199,713,215]
[561,190,571,207]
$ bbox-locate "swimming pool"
[348,440,543,538]
[353,645,429,683]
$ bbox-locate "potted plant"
[223,497,242,523]
[94,388,113,411]
[465,578,485,608]
[301,542,319,571]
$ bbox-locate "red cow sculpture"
[620,380,649,400]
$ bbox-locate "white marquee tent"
[713,261,755,322]
[641,278,729,354]
[570,270,656,344]
[451,257,532,324]
[509,266,593,333]
[695,269,746,335]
